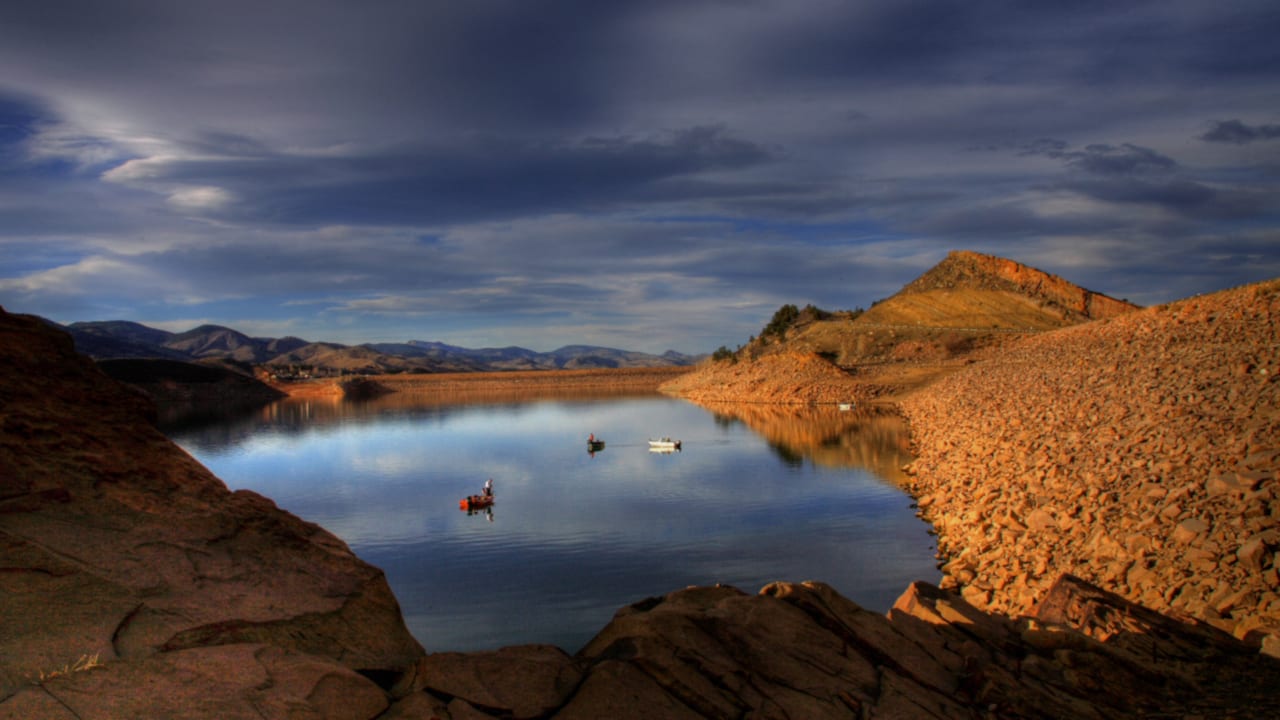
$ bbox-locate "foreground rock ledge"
[5,305,1280,718]
[405,577,1280,719]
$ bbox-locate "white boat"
[838,402,854,411]
[648,438,682,451]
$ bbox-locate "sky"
[1,1,1278,355]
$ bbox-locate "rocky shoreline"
[5,279,1280,718]
[898,279,1280,654]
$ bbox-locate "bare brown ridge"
[891,249,1137,324]
[662,251,1143,406]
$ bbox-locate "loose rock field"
[899,279,1280,653]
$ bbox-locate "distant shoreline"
[271,365,694,399]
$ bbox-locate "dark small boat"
[460,494,495,510]
[587,439,606,451]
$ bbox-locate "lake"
[168,392,938,653]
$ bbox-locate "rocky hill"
[57,319,191,360]
[664,251,1140,404]
[887,249,1136,326]
[164,324,270,363]
[796,250,1137,364]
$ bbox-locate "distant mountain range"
[57,320,701,374]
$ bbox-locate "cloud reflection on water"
[171,392,936,652]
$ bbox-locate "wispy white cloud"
[165,185,235,211]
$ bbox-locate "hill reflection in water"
[696,402,914,483]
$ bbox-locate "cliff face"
[0,308,425,715]
[900,279,1280,653]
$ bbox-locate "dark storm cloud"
[0,0,648,133]
[1068,145,1179,177]
[1019,141,1178,176]
[104,126,775,226]
[1066,178,1271,221]
[2,0,1280,351]
[1011,139,1275,222]
[747,0,1280,89]
[1200,120,1280,145]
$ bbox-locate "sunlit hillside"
[757,250,1140,367]
[666,250,1143,403]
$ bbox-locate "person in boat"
[589,433,595,443]
[483,477,493,497]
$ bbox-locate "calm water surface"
[170,394,937,652]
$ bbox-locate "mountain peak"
[892,250,1137,323]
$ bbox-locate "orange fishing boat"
[459,494,494,510]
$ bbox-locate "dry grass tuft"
[29,654,102,684]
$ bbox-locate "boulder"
[417,645,582,719]
[1172,517,1210,544]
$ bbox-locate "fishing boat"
[648,438,682,451]
[459,494,495,511]
[587,434,605,452]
